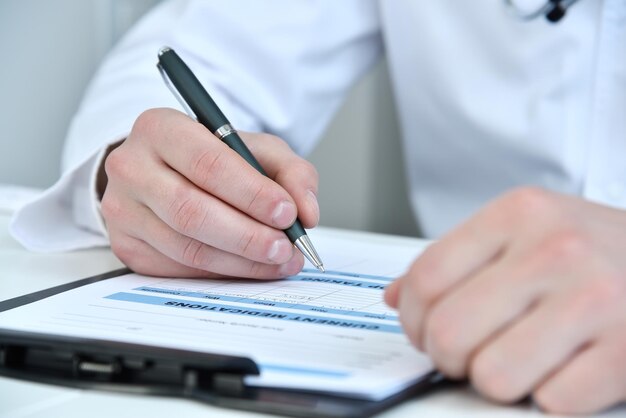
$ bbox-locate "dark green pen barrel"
[221,134,267,175]
[158,48,229,132]
[285,220,306,242]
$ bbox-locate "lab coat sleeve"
[10,0,382,252]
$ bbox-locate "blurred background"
[0,0,419,237]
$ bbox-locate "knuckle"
[294,159,319,182]
[500,186,555,220]
[190,148,228,187]
[247,181,273,213]
[559,275,624,325]
[110,236,140,269]
[519,230,593,284]
[595,278,626,315]
[539,229,589,263]
[406,255,445,304]
[236,229,260,258]
[583,275,624,307]
[247,261,269,278]
[180,238,211,269]
[470,351,523,403]
[534,337,626,414]
[533,386,568,414]
[132,108,162,137]
[100,195,122,223]
[426,310,467,375]
[167,189,206,235]
[104,147,131,181]
[507,186,552,207]
[258,132,285,147]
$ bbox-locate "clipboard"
[0,269,450,418]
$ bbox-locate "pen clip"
[157,62,197,121]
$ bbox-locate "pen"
[156,46,325,273]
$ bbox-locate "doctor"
[10,0,626,414]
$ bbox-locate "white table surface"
[0,209,623,418]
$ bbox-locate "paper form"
[0,231,434,400]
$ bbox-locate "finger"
[105,195,304,279]
[118,157,295,265]
[399,202,509,307]
[395,232,506,350]
[533,332,626,414]
[242,132,320,228]
[383,278,402,308]
[395,281,427,349]
[469,275,622,404]
[422,251,547,377]
[107,229,215,278]
[136,109,298,229]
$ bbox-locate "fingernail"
[272,201,296,228]
[279,254,304,277]
[307,190,320,225]
[267,239,293,263]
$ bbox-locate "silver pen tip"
[294,235,324,273]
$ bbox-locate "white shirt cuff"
[72,146,109,239]
[9,142,119,252]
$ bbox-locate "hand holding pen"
[98,50,322,278]
[157,47,324,272]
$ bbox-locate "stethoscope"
[504,0,581,22]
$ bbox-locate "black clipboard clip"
[0,328,258,398]
[0,327,450,418]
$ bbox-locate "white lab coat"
[10,0,626,251]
